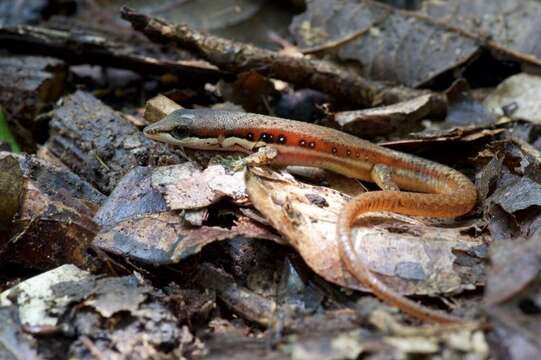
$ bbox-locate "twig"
[121,6,408,108]
[300,13,389,55]
[0,25,223,83]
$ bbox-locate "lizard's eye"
[171,127,191,140]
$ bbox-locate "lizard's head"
[144,108,254,153]
[143,109,196,145]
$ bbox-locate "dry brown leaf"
[245,167,486,296]
[151,162,248,210]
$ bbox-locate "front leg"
[232,146,280,171]
[371,164,400,191]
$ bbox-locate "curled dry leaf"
[333,94,436,138]
[380,124,506,153]
[245,167,486,296]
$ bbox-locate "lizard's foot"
[232,146,279,171]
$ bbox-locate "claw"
[231,158,247,172]
[243,146,279,167]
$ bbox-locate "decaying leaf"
[292,0,541,87]
[422,0,541,62]
[291,0,479,87]
[245,166,486,296]
[488,309,541,360]
[446,90,498,128]
[94,211,280,265]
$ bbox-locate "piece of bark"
[120,6,446,110]
[0,152,104,269]
[0,54,66,151]
[490,177,541,214]
[0,265,93,329]
[45,90,183,194]
[0,25,223,84]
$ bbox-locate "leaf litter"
[5,1,541,358]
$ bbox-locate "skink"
[144,108,477,323]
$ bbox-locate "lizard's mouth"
[143,128,257,153]
[143,128,218,149]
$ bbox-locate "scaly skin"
[144,108,477,323]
